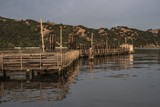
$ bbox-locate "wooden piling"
[40,18,45,53]
[31,70,35,79]
[20,50,23,70]
[1,53,3,71]
[40,52,42,70]
[3,70,6,77]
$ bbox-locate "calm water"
[0,48,160,107]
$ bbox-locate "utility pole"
[40,18,45,53]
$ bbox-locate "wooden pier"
[0,50,79,73]
[80,48,133,57]
[0,46,133,75]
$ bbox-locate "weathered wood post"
[1,53,5,77]
[88,33,94,59]
[20,50,23,70]
[26,69,33,83]
[91,33,93,48]
[20,82,23,90]
[1,82,4,95]
[40,52,42,70]
[106,38,108,49]
[49,33,52,50]
[58,27,63,75]
[1,53,4,72]
[106,36,108,55]
[40,18,45,53]
[26,69,30,81]
[49,34,55,51]
[31,70,35,79]
[3,70,6,78]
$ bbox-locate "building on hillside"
[120,44,134,53]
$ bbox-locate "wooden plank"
[1,50,80,72]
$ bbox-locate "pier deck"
[0,47,133,73]
[80,48,133,57]
[0,50,79,72]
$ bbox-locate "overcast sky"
[0,0,160,30]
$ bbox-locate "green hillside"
[0,16,160,49]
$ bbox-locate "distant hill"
[0,16,160,49]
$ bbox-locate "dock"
[0,46,134,78]
[0,50,79,73]
[80,48,133,57]
[0,48,133,72]
[0,18,134,80]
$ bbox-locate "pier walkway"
[80,48,133,57]
[0,50,79,72]
[0,47,133,73]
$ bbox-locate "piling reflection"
[89,60,94,79]
[81,54,134,71]
[0,61,80,103]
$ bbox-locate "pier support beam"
[26,70,30,81]
[31,70,35,79]
[26,69,34,82]
[58,70,61,76]
[3,70,6,78]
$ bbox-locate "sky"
[0,0,160,30]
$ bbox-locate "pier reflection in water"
[0,54,133,103]
[80,54,134,79]
[81,54,133,71]
[1,49,160,107]
[0,61,80,102]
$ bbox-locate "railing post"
[61,52,62,69]
[56,53,58,70]
[1,53,3,71]
[63,53,65,67]
[40,52,42,69]
[20,50,23,70]
[65,52,66,66]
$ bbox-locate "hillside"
[0,16,160,49]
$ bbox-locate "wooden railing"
[79,48,131,57]
[0,50,79,71]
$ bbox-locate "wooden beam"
[40,18,45,53]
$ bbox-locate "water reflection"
[1,49,160,107]
[0,61,80,103]
[88,60,94,79]
[0,54,134,103]
[133,49,160,68]
[81,54,134,71]
[0,54,133,103]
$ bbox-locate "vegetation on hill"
[0,16,160,49]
